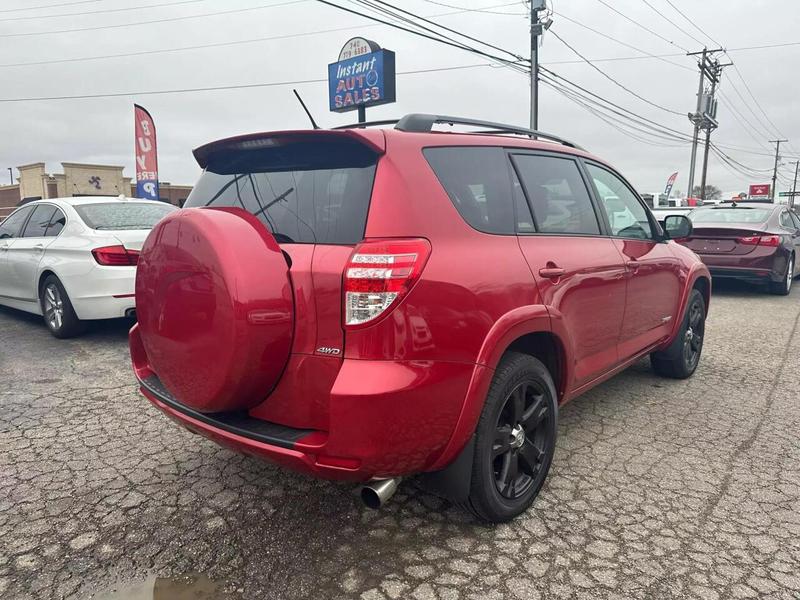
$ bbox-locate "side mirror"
[664,214,692,240]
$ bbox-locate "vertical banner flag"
[663,172,678,198]
[134,104,159,200]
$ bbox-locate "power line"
[548,28,685,116]
[0,0,206,22]
[360,0,525,61]
[418,0,525,15]
[0,0,308,37]
[662,0,723,48]
[0,1,520,68]
[553,11,694,72]
[0,62,497,102]
[0,0,100,13]
[593,0,689,53]
[314,0,527,70]
[638,0,706,47]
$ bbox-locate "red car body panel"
[131,126,711,484]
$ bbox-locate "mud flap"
[417,434,476,502]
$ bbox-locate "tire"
[650,288,705,379]
[769,254,794,296]
[39,275,84,338]
[463,352,558,523]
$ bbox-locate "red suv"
[130,114,710,522]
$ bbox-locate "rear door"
[585,162,682,357]
[512,152,627,387]
[0,205,34,301]
[5,204,58,302]
[183,135,380,358]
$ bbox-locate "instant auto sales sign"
[328,41,396,113]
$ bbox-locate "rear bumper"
[695,251,786,283]
[131,324,475,481]
[66,265,136,319]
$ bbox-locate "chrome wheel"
[683,299,704,371]
[43,283,64,331]
[492,381,552,500]
[787,257,794,292]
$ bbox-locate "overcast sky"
[1,0,798,197]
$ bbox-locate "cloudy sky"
[1,0,798,197]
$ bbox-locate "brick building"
[0,162,192,221]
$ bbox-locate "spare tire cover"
[136,207,293,413]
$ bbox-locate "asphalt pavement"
[1,280,799,600]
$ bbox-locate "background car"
[0,196,176,337]
[682,203,800,295]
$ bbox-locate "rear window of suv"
[185,139,378,245]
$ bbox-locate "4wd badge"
[316,346,341,355]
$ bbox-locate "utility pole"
[770,139,788,201]
[791,160,799,209]
[699,60,731,201]
[529,0,547,131]
[686,48,724,201]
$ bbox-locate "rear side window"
[791,211,800,229]
[424,147,519,234]
[45,208,66,237]
[779,211,793,228]
[0,205,33,239]
[513,154,601,235]
[186,139,378,245]
[22,205,57,238]
[75,202,175,230]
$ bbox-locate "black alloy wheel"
[465,352,558,522]
[682,296,705,373]
[651,288,706,379]
[492,381,550,500]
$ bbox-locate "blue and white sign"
[328,44,396,113]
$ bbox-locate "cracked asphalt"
[2,280,799,600]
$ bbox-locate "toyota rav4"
[130,114,710,522]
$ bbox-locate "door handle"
[539,266,566,280]
[626,260,641,273]
[34,244,44,252]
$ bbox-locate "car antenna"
[293,89,320,130]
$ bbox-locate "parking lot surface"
[2,281,799,600]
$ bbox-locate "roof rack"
[395,114,584,150]
[332,113,584,150]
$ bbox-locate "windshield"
[75,202,176,230]
[689,207,772,224]
[185,139,378,245]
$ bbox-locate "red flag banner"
[134,104,159,200]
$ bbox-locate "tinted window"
[75,202,175,230]
[424,147,517,234]
[186,139,378,245]
[690,208,771,224]
[790,211,800,229]
[0,206,33,239]
[779,211,793,228]
[513,154,600,235]
[46,208,66,237]
[22,205,57,238]
[586,164,653,240]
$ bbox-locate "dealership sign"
[748,183,770,198]
[328,38,396,113]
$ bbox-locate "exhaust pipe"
[360,478,401,509]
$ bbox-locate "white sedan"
[0,196,176,337]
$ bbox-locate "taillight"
[344,238,431,328]
[92,245,140,266]
[737,235,781,247]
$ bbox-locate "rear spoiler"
[193,129,386,169]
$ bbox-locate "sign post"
[328,37,396,123]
